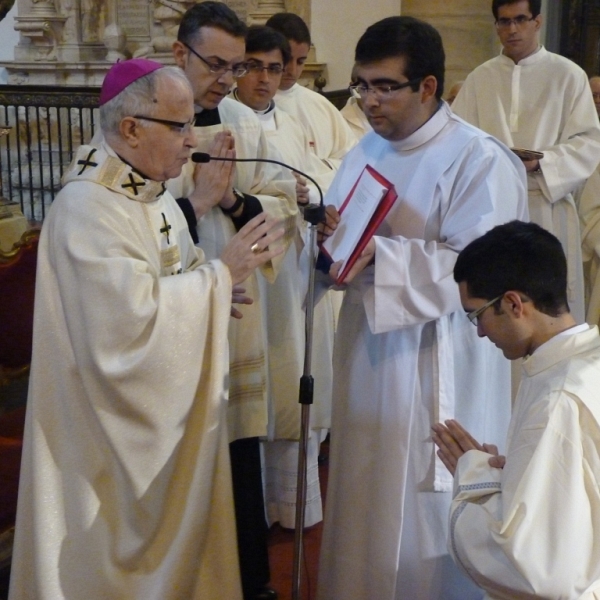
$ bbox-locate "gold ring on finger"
[251,243,261,254]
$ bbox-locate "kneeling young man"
[433,220,600,599]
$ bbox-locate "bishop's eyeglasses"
[133,115,195,135]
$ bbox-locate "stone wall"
[1,0,312,86]
[402,0,498,94]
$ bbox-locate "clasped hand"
[189,131,237,218]
[431,419,506,476]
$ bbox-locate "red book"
[321,164,397,284]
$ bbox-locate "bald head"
[446,81,463,106]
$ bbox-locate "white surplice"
[450,325,600,600]
[340,95,373,141]
[167,97,297,442]
[452,47,600,324]
[242,103,337,528]
[577,167,600,326]
[9,143,241,600]
[316,103,529,600]
[274,83,357,171]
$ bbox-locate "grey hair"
[99,66,192,135]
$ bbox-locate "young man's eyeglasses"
[466,294,504,325]
[246,60,284,76]
[348,78,422,101]
[495,15,536,29]
[183,42,248,78]
[133,115,195,135]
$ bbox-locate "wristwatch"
[221,188,245,215]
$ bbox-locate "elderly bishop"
[8,59,283,600]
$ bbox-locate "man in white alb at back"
[452,0,600,324]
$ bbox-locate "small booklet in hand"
[511,147,544,161]
[321,164,397,284]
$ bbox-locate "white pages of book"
[322,167,388,272]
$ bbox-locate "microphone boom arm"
[191,152,325,225]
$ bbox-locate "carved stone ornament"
[13,0,66,62]
[248,0,286,25]
[2,0,324,86]
[30,0,57,15]
[152,0,195,53]
[103,22,127,62]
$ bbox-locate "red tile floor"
[267,438,329,600]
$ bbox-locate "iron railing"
[0,85,100,222]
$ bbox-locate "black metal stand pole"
[192,152,328,599]
[292,204,324,600]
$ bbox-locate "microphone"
[191,152,325,225]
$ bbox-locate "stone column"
[286,0,310,26]
[402,0,498,95]
[13,0,66,62]
[248,0,286,25]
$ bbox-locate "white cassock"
[167,97,297,442]
[340,95,373,141]
[316,103,529,600]
[452,46,600,324]
[240,101,337,528]
[577,167,600,326]
[274,83,357,171]
[450,325,600,600]
[9,142,241,600]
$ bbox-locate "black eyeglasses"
[466,294,504,325]
[495,15,536,29]
[133,115,195,135]
[246,60,284,76]
[183,42,248,78]
[348,78,423,101]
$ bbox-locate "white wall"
[0,5,18,84]
[311,0,402,90]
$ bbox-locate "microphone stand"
[191,153,325,600]
[292,203,324,600]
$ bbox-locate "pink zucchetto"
[99,59,164,106]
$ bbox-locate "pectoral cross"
[77,148,98,175]
[160,212,172,244]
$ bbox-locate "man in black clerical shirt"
[168,4,297,600]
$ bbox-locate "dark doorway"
[561,0,600,74]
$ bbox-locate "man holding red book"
[317,15,528,600]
